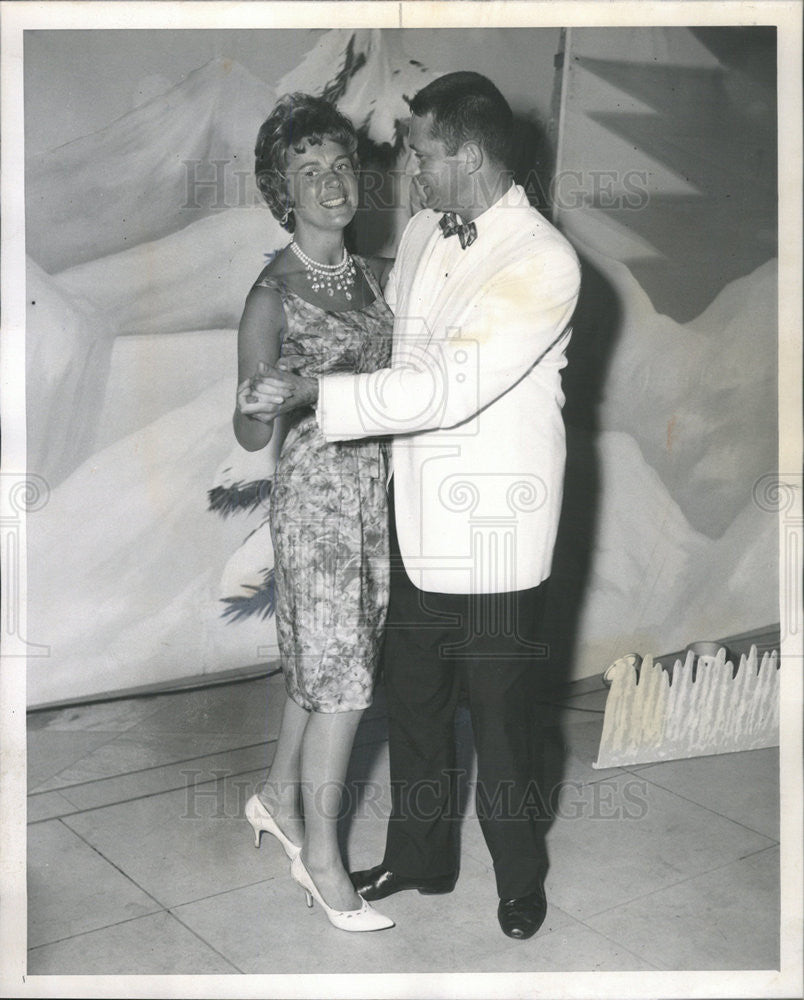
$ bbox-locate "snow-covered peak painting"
[277,29,436,154]
[26,58,278,272]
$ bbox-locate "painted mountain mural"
[24,29,778,705]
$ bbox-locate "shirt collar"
[445,182,527,240]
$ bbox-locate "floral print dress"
[256,258,393,712]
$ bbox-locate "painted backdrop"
[23,27,778,705]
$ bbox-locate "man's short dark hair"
[409,71,513,167]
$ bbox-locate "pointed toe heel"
[290,855,394,932]
[244,794,301,860]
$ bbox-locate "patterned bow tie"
[439,212,477,250]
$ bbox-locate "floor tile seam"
[28,738,277,796]
[389,910,652,971]
[616,766,780,840]
[52,819,278,946]
[620,748,779,783]
[738,842,781,861]
[27,907,172,953]
[385,925,524,967]
[565,914,670,970]
[27,729,131,791]
[577,848,781,923]
[56,816,178,913]
[488,917,668,972]
[54,819,290,920]
[29,764,269,825]
[163,908,245,973]
[168,874,282,912]
[27,806,85,827]
[31,901,250,972]
[344,781,774,867]
[559,766,632,787]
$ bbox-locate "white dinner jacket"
[317,184,581,594]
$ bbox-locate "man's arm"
[317,246,581,441]
[249,252,402,419]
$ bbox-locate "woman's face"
[286,138,358,233]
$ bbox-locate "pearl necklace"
[290,240,357,300]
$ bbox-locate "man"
[255,72,581,939]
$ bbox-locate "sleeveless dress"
[255,258,393,713]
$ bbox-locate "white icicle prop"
[594,645,779,768]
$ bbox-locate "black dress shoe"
[497,885,548,940]
[350,864,457,901]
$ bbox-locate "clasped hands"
[237,358,318,423]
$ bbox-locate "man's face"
[406,113,462,213]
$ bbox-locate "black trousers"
[381,486,549,899]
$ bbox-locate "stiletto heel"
[245,794,301,860]
[290,854,394,932]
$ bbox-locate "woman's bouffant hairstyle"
[255,93,359,233]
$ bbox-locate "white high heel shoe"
[245,794,301,860]
[290,854,395,932]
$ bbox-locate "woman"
[234,93,394,933]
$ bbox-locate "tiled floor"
[26,668,781,975]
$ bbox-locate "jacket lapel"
[395,189,542,348]
[393,213,442,354]
[426,206,535,338]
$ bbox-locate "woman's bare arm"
[233,285,285,451]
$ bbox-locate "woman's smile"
[321,194,348,208]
